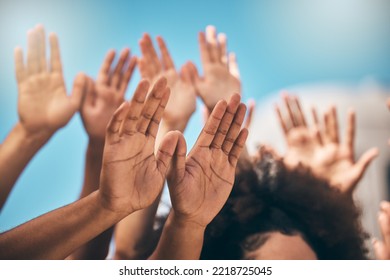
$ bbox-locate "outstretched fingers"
[49,33,63,73]
[199,32,211,67]
[14,47,26,83]
[119,80,150,136]
[221,102,247,155]
[110,48,130,89]
[275,104,289,136]
[156,36,175,70]
[119,56,137,96]
[106,101,130,143]
[228,52,240,80]
[324,106,339,143]
[36,25,47,73]
[196,100,227,147]
[137,77,168,135]
[211,94,241,149]
[139,33,161,78]
[344,109,356,158]
[97,50,116,84]
[206,25,220,63]
[229,128,249,167]
[218,33,228,66]
[349,147,379,190]
[147,87,170,139]
[27,28,39,75]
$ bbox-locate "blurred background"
[1,0,390,253]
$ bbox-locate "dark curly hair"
[200,149,369,260]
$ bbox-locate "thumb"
[156,131,186,177]
[353,147,379,180]
[167,131,187,186]
[70,72,86,111]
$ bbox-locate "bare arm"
[114,34,197,259]
[0,25,83,209]
[69,49,136,259]
[0,78,177,260]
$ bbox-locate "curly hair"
[200,150,369,260]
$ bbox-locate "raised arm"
[0,77,177,259]
[68,49,136,259]
[0,25,83,209]
[276,94,378,195]
[150,94,248,259]
[114,34,198,259]
[194,25,241,112]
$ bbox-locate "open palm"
[99,78,177,215]
[15,25,83,136]
[138,34,197,129]
[81,48,136,140]
[168,94,248,227]
[195,26,241,111]
[276,94,378,194]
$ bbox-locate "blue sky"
[1,0,390,230]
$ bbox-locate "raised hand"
[138,34,197,131]
[99,77,179,215]
[168,94,248,227]
[15,24,84,137]
[194,25,241,112]
[276,94,378,194]
[80,49,136,141]
[373,201,390,260]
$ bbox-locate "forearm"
[149,212,205,260]
[114,192,162,259]
[69,139,112,259]
[0,191,124,259]
[79,139,104,198]
[0,123,51,209]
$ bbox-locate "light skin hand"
[99,77,179,215]
[168,94,248,227]
[194,25,241,112]
[15,24,84,138]
[373,201,390,260]
[81,49,137,141]
[276,94,378,194]
[138,34,197,131]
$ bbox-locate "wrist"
[16,122,53,147]
[96,189,133,221]
[168,211,207,233]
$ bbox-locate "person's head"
[201,148,369,260]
